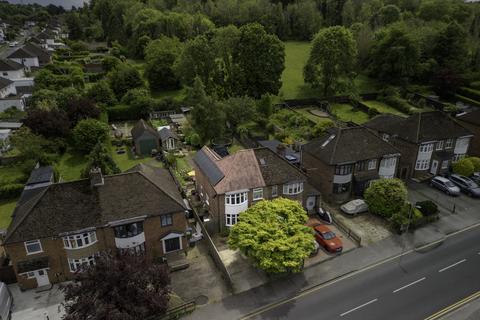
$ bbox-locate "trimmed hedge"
[107,104,138,121]
[0,183,24,200]
[458,87,480,102]
[380,95,413,114]
[456,94,480,108]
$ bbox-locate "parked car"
[471,172,480,185]
[430,176,460,196]
[0,282,12,320]
[450,174,480,198]
[311,224,343,253]
[340,199,368,215]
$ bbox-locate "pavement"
[440,297,480,320]
[9,284,65,320]
[185,181,480,320]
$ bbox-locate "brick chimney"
[90,167,104,187]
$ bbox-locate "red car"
[312,224,343,253]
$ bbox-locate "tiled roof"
[0,77,13,90]
[26,166,53,186]
[0,59,23,71]
[158,127,178,141]
[131,119,159,140]
[302,126,400,165]
[5,164,185,244]
[365,111,472,143]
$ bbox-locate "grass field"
[330,103,370,124]
[0,199,16,230]
[281,42,318,99]
[361,100,407,116]
[111,147,163,171]
[0,165,25,183]
[56,149,88,181]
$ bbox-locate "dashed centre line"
[438,259,467,273]
[340,298,378,317]
[393,277,426,293]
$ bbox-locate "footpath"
[185,206,480,320]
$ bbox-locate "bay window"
[63,231,97,249]
[225,192,248,205]
[283,182,304,195]
[114,222,144,239]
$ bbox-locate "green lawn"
[361,100,407,117]
[354,74,381,93]
[56,149,89,181]
[0,165,25,183]
[111,146,163,172]
[0,199,17,230]
[330,103,370,124]
[296,108,334,124]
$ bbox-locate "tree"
[144,37,182,91]
[120,88,154,119]
[72,119,110,154]
[24,109,70,138]
[304,26,357,97]
[364,178,408,218]
[10,127,50,164]
[190,98,226,144]
[228,198,314,274]
[62,253,170,320]
[468,157,480,172]
[108,64,144,99]
[184,76,208,106]
[81,142,120,178]
[66,98,101,126]
[86,80,117,106]
[232,23,285,98]
[452,158,475,177]
[65,12,84,40]
[224,96,257,132]
[377,5,401,26]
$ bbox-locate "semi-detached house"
[365,111,472,180]
[193,146,321,233]
[4,164,188,290]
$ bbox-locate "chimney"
[276,143,286,157]
[90,167,104,187]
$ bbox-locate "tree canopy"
[72,119,110,154]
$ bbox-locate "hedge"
[470,81,480,90]
[458,87,480,102]
[0,183,24,200]
[416,200,438,216]
[107,104,139,121]
[456,94,480,108]
[380,95,413,114]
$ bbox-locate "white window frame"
[415,159,429,170]
[225,192,248,205]
[161,214,173,227]
[63,231,97,250]
[453,153,465,161]
[271,185,278,197]
[225,213,239,227]
[161,233,183,253]
[253,188,263,201]
[24,240,43,255]
[283,182,304,195]
[445,138,454,149]
[436,140,444,151]
[441,160,449,169]
[368,159,377,170]
[68,255,96,273]
[382,133,389,142]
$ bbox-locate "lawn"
[111,146,163,171]
[330,103,370,124]
[361,100,407,117]
[56,149,88,181]
[296,108,334,124]
[0,165,25,183]
[0,199,17,230]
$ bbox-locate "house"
[7,43,51,70]
[365,111,472,180]
[0,77,16,98]
[159,127,179,151]
[302,126,400,203]
[456,110,480,157]
[4,164,188,290]
[131,119,160,156]
[0,122,22,130]
[193,146,321,233]
[0,59,25,80]
[169,114,188,132]
[0,77,25,112]
[258,139,301,166]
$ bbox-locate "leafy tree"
[342,0,357,27]
[228,198,315,274]
[65,12,84,40]
[86,80,117,106]
[224,96,257,132]
[66,98,101,126]
[72,119,110,154]
[102,56,122,72]
[56,87,83,110]
[62,253,170,320]
[134,35,152,59]
[81,142,120,178]
[24,109,70,138]
[304,26,357,96]
[211,25,240,98]
[377,5,401,26]
[120,88,154,119]
[144,37,182,91]
[10,127,50,164]
[232,23,285,98]
[452,158,475,177]
[108,64,144,99]
[184,76,208,106]
[468,157,480,172]
[190,98,226,144]
[364,178,408,218]
[285,0,323,40]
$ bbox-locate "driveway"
[9,284,65,320]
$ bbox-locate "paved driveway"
[9,284,64,320]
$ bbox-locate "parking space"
[9,284,65,320]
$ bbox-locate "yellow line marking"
[424,291,480,320]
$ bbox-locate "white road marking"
[340,299,378,317]
[393,277,426,293]
[439,259,467,273]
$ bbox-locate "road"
[246,225,480,320]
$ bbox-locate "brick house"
[3,164,188,290]
[302,126,400,203]
[193,146,321,233]
[456,109,480,157]
[365,111,472,180]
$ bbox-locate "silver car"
[340,199,368,216]
[430,176,460,196]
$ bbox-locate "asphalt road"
[248,226,480,320]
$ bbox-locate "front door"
[306,196,316,211]
[35,269,50,287]
[430,160,439,175]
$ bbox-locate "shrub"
[72,119,110,154]
[364,178,408,218]
[368,107,380,117]
[458,87,480,102]
[0,183,24,200]
[107,105,138,121]
[468,157,480,172]
[415,200,438,216]
[452,158,475,177]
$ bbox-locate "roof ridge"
[329,127,341,165]
[136,171,186,209]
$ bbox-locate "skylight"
[321,134,336,148]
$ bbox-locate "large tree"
[62,253,170,320]
[144,37,182,91]
[108,64,144,99]
[72,119,110,154]
[24,108,70,138]
[232,23,285,98]
[304,26,357,96]
[228,198,315,274]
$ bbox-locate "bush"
[468,157,480,172]
[452,158,475,177]
[0,183,24,200]
[415,200,438,216]
[364,178,408,218]
[107,105,138,121]
[368,107,380,117]
[72,119,110,154]
[458,87,480,102]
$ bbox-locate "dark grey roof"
[258,140,300,163]
[193,148,224,185]
[303,126,400,165]
[15,86,34,95]
[0,59,23,71]
[26,166,54,186]
[0,122,22,129]
[253,148,306,185]
[131,119,159,140]
[7,47,37,59]
[159,127,178,141]
[457,109,480,126]
[0,77,13,90]
[365,111,472,143]
[7,43,50,61]
[5,165,186,244]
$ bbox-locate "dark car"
[430,176,460,196]
[450,174,480,198]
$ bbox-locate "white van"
[0,282,12,320]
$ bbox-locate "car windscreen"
[445,181,455,187]
[322,231,336,240]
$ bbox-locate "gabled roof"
[26,166,54,186]
[258,139,300,163]
[0,59,23,71]
[302,126,400,165]
[35,30,54,40]
[456,109,480,127]
[131,119,159,140]
[365,111,472,144]
[5,164,186,244]
[159,127,178,141]
[0,77,13,90]
[7,42,50,60]
[194,146,306,194]
[7,47,37,59]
